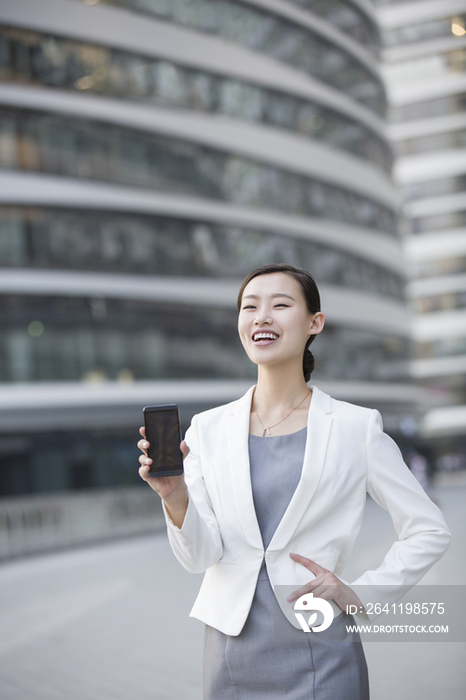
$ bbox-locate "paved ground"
[0,482,464,700]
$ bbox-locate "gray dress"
[203,428,370,700]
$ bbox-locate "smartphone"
[143,404,184,477]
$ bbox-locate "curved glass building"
[0,0,410,496]
[377,0,466,450]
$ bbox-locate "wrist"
[334,584,365,613]
[163,485,188,512]
[163,490,189,529]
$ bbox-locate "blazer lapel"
[227,386,263,550]
[267,385,333,552]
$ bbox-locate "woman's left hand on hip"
[287,552,364,613]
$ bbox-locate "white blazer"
[163,385,451,636]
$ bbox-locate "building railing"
[0,486,165,560]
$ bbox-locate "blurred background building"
[0,0,417,552]
[376,0,466,461]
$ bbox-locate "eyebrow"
[242,293,296,301]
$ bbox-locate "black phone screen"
[143,404,184,477]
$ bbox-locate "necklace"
[252,390,310,437]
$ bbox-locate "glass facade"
[289,0,380,49]
[0,294,408,384]
[0,296,249,383]
[391,93,466,123]
[397,131,466,157]
[80,0,385,112]
[0,428,142,496]
[411,211,466,236]
[0,107,396,233]
[412,292,466,314]
[417,337,466,361]
[0,0,407,498]
[0,207,404,298]
[94,0,381,52]
[384,14,466,47]
[314,326,408,382]
[383,47,466,88]
[412,255,466,279]
[404,175,466,201]
[0,25,392,170]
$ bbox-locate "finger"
[138,463,164,484]
[180,440,190,459]
[139,426,146,438]
[137,438,149,455]
[139,464,152,481]
[308,584,336,600]
[289,553,328,576]
[287,582,314,603]
[138,462,158,482]
[286,574,324,602]
[287,578,335,604]
[139,454,152,466]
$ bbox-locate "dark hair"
[237,263,321,382]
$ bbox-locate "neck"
[254,362,310,411]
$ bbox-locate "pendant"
[263,427,271,437]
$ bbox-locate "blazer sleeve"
[162,413,224,573]
[340,409,451,619]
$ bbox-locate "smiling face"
[238,272,324,373]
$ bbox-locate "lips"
[252,332,279,345]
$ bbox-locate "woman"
[138,263,451,699]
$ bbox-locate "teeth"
[253,333,278,341]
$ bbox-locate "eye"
[274,303,290,308]
[242,305,256,310]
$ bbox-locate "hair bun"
[303,346,315,383]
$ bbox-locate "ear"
[308,312,325,337]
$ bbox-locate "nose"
[254,310,272,325]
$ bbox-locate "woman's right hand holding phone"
[137,427,189,528]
